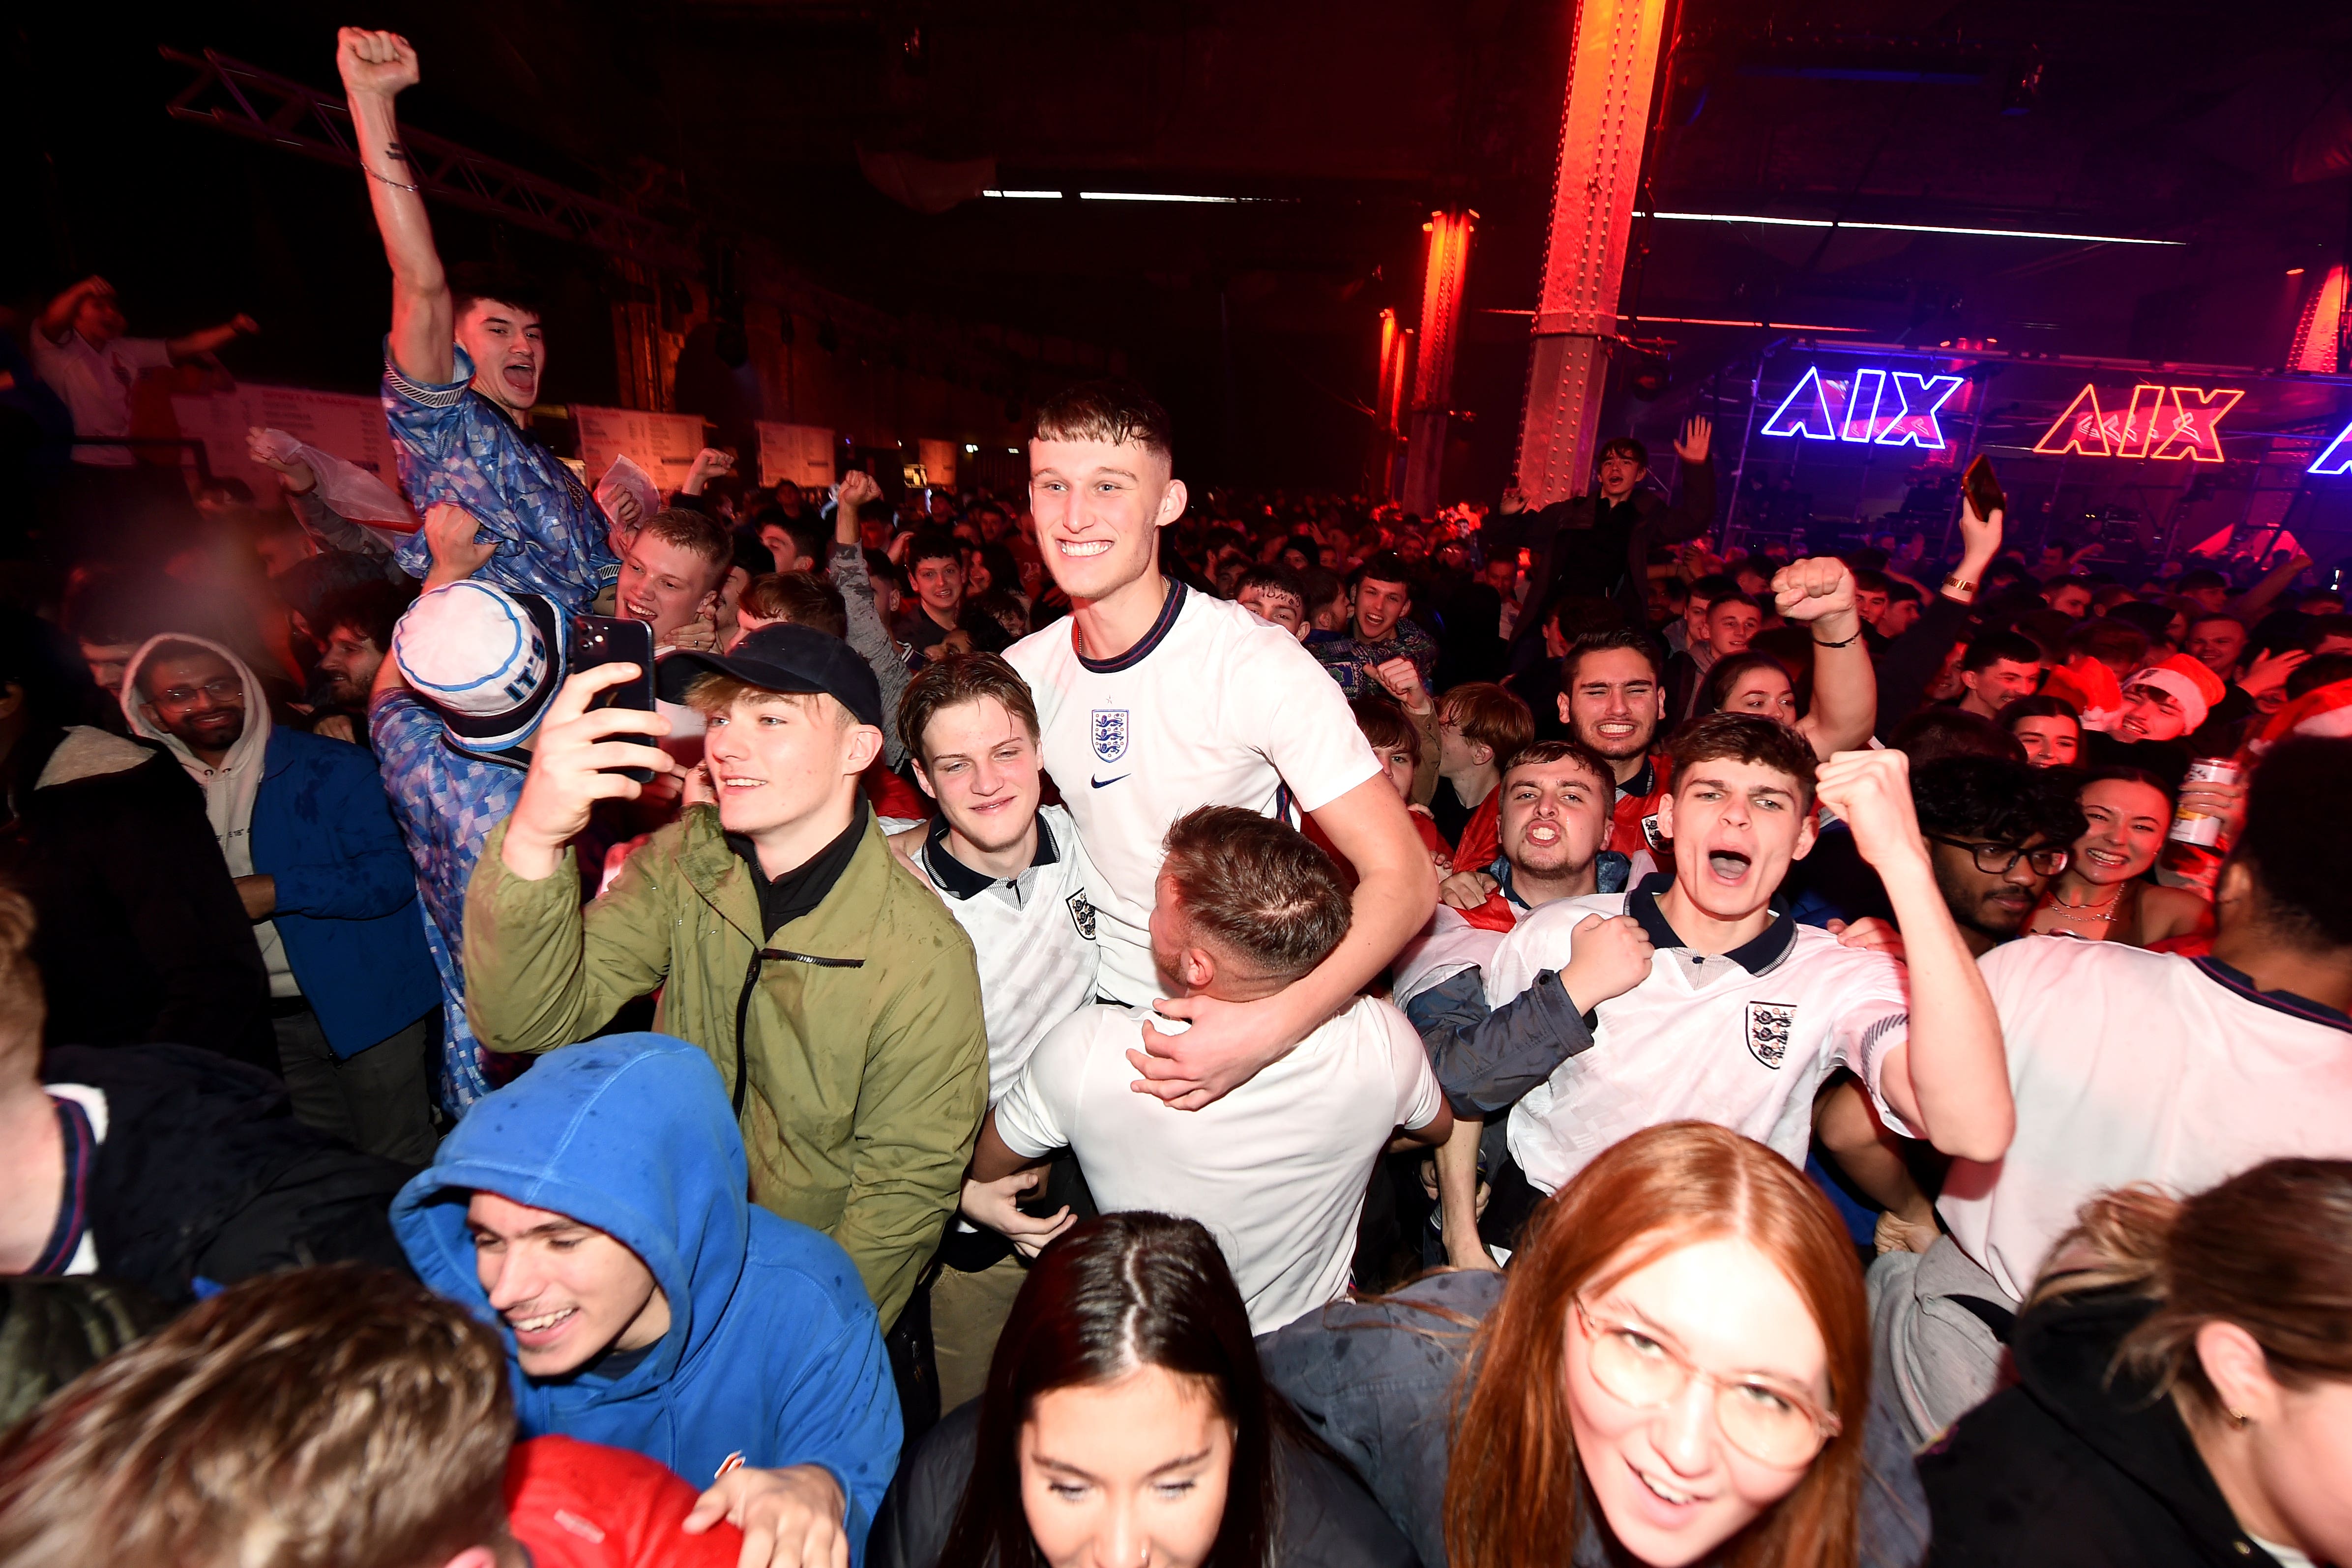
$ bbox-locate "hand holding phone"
[571,616,659,784]
[499,663,676,880]
[1962,454,2005,525]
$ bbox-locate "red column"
[1514,0,1672,508]
[1401,208,1477,516]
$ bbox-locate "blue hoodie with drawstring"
[391,1034,899,1560]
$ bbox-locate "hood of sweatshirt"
[390,1034,751,1422]
[2010,1287,2250,1555]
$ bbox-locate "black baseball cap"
[655,622,885,730]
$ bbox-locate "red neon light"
[2034,384,2109,456]
[2032,382,2241,460]
[2147,385,2242,462]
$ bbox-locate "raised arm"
[1815,748,2012,1162]
[336,28,453,385]
[1656,416,1718,544]
[165,316,258,362]
[36,276,109,344]
[1872,499,2000,742]
[1775,557,1877,757]
[2225,550,2312,622]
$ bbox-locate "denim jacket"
[1260,1270,1930,1568]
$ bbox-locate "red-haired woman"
[1263,1121,1926,1568]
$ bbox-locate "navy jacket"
[250,726,438,1057]
[393,1035,902,1561]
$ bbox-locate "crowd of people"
[2,23,2351,1568]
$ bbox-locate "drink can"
[2167,756,2239,846]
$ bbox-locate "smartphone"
[570,615,657,784]
[1962,454,2006,521]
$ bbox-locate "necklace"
[2049,882,2127,924]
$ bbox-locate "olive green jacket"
[464,807,988,1328]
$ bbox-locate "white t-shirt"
[1940,938,2352,1302]
[905,803,1101,1102]
[30,331,172,466]
[1487,880,1913,1195]
[1005,582,1381,1003]
[1392,902,1512,1012]
[993,996,1445,1334]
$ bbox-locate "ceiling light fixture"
[983,188,1063,199]
[1638,210,2184,246]
[1079,190,1248,203]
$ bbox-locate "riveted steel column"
[1514,0,1671,507]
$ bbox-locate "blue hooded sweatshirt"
[391,1034,900,1559]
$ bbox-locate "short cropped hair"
[2064,616,2152,672]
[2235,736,2352,951]
[1350,552,1411,592]
[907,530,963,571]
[1851,568,1891,595]
[0,1264,513,1568]
[1686,572,1737,608]
[1350,693,1419,764]
[1030,380,1174,460]
[1911,756,2087,849]
[900,651,1041,765]
[1666,711,1819,804]
[1961,630,2044,674]
[1235,562,1308,606]
[743,571,847,638]
[2176,567,2228,594]
[1160,806,1352,983]
[1890,707,2026,765]
[449,260,546,323]
[1501,737,1613,796]
[1564,624,1665,686]
[1438,682,1536,767]
[638,506,733,576]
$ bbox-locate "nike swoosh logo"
[1090,773,1130,789]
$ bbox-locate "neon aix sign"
[2032,382,2242,462]
[1761,366,1965,448]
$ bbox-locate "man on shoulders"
[1493,419,1715,664]
[970,807,1450,1334]
[336,28,617,612]
[32,275,254,469]
[1003,381,1434,1108]
[463,622,988,1329]
[395,1035,899,1568]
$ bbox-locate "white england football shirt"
[993,996,1445,1334]
[1940,938,2352,1302]
[904,802,1101,1102]
[1487,876,1913,1194]
[1005,582,1381,1003]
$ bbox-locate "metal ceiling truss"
[160,47,701,275]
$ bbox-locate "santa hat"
[2045,656,2124,732]
[2246,677,2352,756]
[2122,653,2227,734]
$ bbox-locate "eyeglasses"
[1925,834,2068,877]
[153,677,243,705]
[1574,1299,1841,1469]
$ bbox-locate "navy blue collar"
[1076,579,1187,674]
[1488,849,1633,907]
[1627,871,1795,973]
[2194,957,2352,1035]
[924,809,1059,900]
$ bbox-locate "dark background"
[7,0,2352,532]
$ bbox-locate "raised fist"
[337,28,420,97]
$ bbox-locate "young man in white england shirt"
[1875,734,2352,1446]
[1456,710,2011,1198]
[972,807,1451,1334]
[1003,382,1435,1109]
[889,651,1101,1411]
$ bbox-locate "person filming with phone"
[461,622,989,1338]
